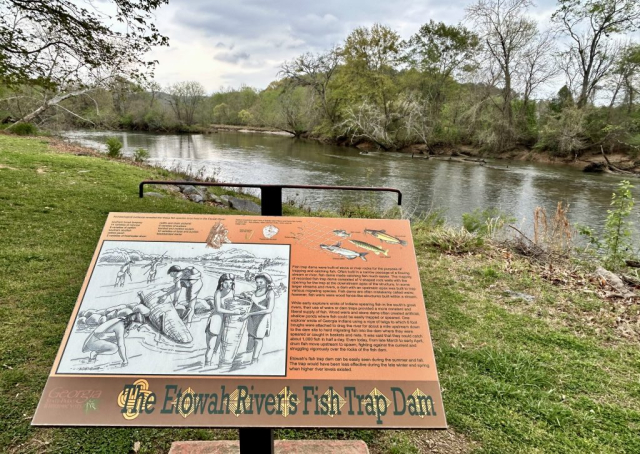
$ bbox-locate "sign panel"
[32,213,446,428]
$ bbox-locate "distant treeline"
[2,0,640,157]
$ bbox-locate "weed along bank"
[32,212,446,449]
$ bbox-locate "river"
[63,130,640,241]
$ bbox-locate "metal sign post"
[139,180,402,454]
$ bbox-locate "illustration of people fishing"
[204,274,247,368]
[60,241,290,377]
[82,314,138,366]
[163,265,203,328]
[237,273,276,365]
[114,259,134,287]
[142,252,167,283]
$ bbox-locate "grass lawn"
[1,134,639,453]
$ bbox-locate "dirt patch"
[0,164,18,170]
[371,428,476,454]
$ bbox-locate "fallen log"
[596,267,637,299]
[600,146,640,177]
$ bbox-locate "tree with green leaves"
[0,0,168,86]
[553,0,640,108]
[0,0,168,128]
[405,21,480,108]
[340,24,404,114]
[279,47,342,126]
[616,43,640,112]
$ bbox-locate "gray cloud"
[152,0,581,90]
[214,51,251,64]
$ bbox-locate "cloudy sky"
[148,0,561,92]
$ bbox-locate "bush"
[603,180,635,271]
[9,122,38,136]
[463,207,514,237]
[578,181,635,270]
[133,148,150,163]
[105,137,123,158]
[424,226,484,253]
[537,107,587,157]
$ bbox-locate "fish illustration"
[349,239,389,256]
[333,229,351,238]
[364,228,407,246]
[137,290,193,344]
[320,242,368,261]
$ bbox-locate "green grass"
[1,134,639,453]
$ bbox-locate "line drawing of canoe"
[138,290,193,344]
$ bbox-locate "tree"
[405,21,480,107]
[254,82,318,137]
[466,0,538,149]
[279,47,342,126]
[519,30,559,107]
[0,0,168,87]
[0,1,167,128]
[339,24,405,138]
[553,0,640,108]
[341,92,431,150]
[615,43,640,112]
[340,24,404,106]
[167,81,206,126]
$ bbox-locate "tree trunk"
[8,88,92,128]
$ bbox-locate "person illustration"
[114,260,133,287]
[143,256,162,283]
[204,274,244,367]
[82,314,138,366]
[163,265,203,328]
[238,273,276,365]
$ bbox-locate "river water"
[63,130,639,240]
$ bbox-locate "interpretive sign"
[33,213,446,428]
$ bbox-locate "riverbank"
[209,124,640,174]
[1,134,639,453]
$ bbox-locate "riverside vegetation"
[2,0,640,170]
[1,133,639,453]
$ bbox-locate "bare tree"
[341,93,431,150]
[167,81,206,125]
[466,0,537,148]
[519,30,559,106]
[552,0,640,108]
[279,47,342,125]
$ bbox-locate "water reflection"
[63,130,639,240]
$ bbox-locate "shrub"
[424,226,484,253]
[118,114,134,129]
[533,202,573,255]
[537,107,587,157]
[578,180,635,270]
[603,180,635,271]
[9,122,38,136]
[105,137,123,158]
[133,148,150,163]
[463,207,514,237]
[413,208,446,232]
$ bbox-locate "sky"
[147,0,561,92]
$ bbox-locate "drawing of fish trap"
[218,298,250,368]
[141,290,193,344]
